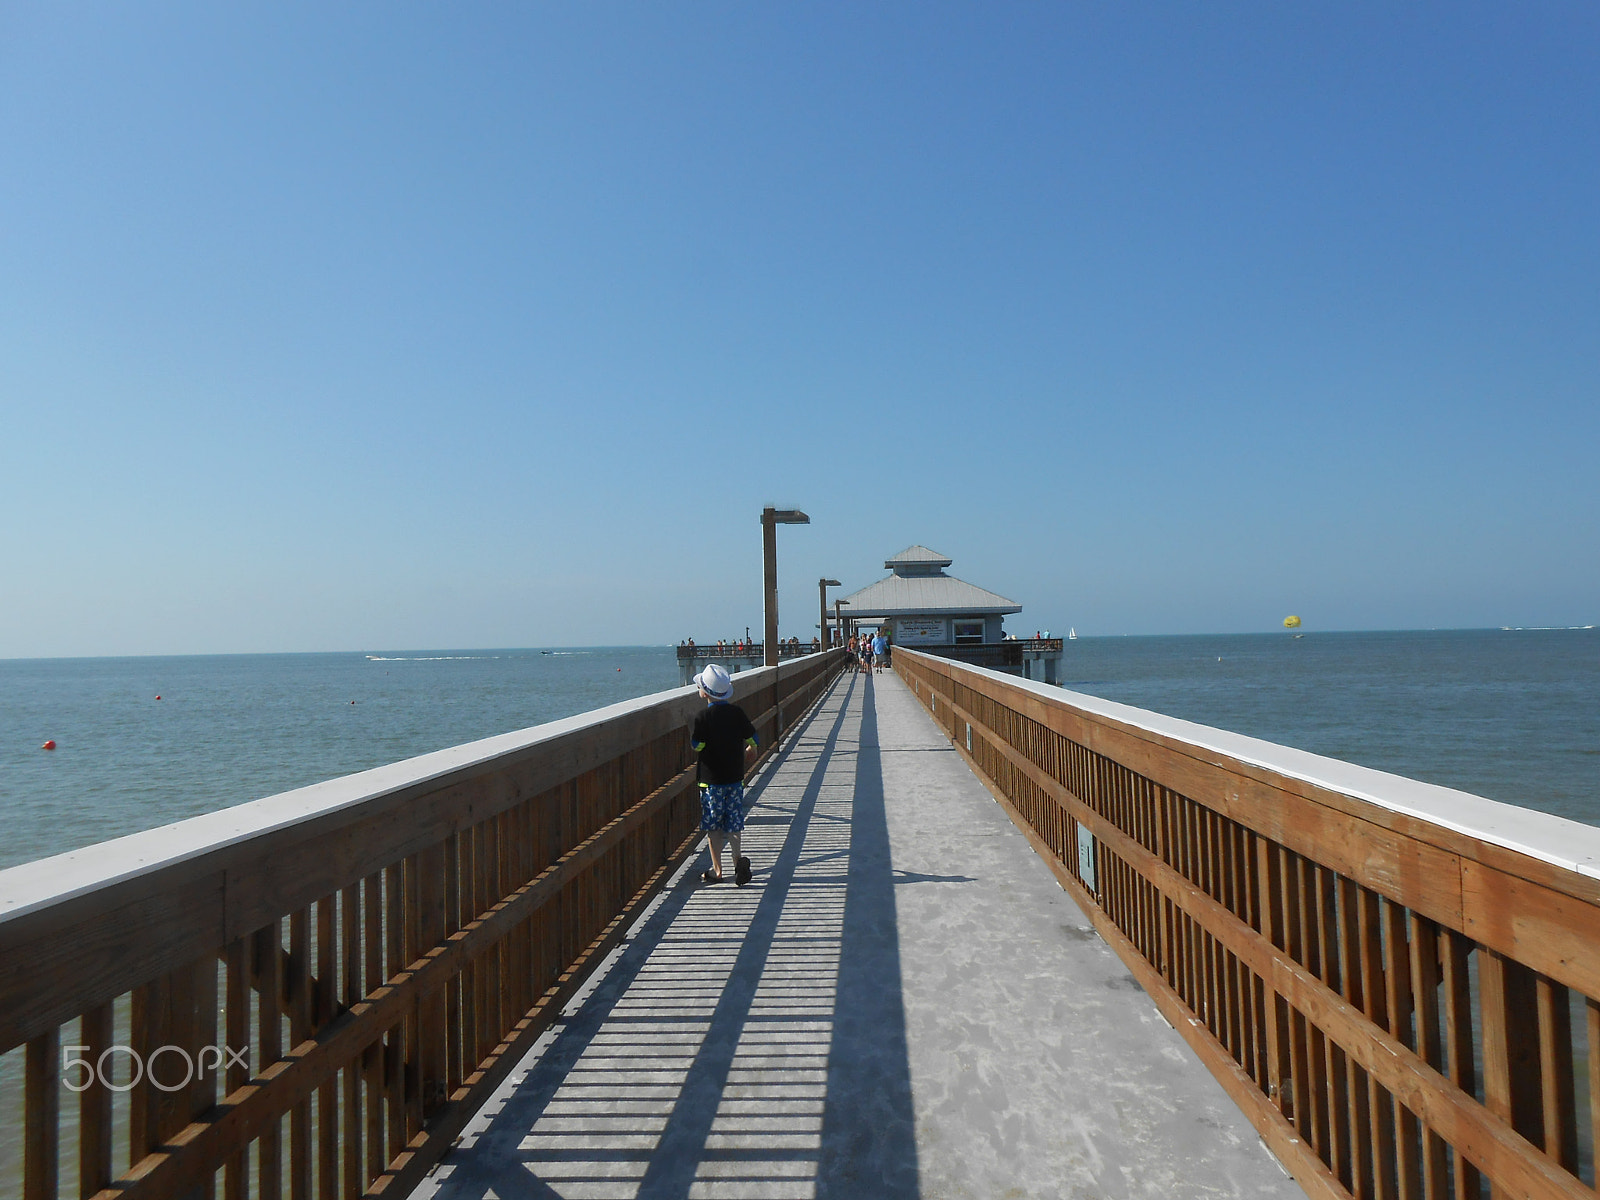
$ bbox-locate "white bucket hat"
[694,663,734,701]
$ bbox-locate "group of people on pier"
[847,629,890,673]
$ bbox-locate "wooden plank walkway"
[417,669,1308,1200]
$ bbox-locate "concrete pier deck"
[418,669,1308,1200]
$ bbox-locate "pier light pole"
[819,579,841,653]
[835,599,848,646]
[761,507,809,667]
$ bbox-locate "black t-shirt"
[691,702,758,786]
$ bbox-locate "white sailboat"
[1068,627,1077,640]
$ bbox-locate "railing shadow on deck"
[419,668,922,1200]
[0,651,849,1200]
[895,645,1600,1200]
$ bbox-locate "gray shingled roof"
[837,572,1021,617]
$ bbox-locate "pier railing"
[896,646,1600,1200]
[674,642,821,661]
[1,649,846,1200]
[903,637,1063,672]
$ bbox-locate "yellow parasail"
[1283,615,1302,629]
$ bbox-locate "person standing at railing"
[691,664,758,886]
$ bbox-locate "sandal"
[701,869,723,884]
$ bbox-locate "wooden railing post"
[24,1028,59,1200]
[417,844,448,1119]
[1256,837,1289,1115]
[79,1002,114,1200]
[255,920,284,1200]
[315,894,338,1200]
[1479,949,1543,1148]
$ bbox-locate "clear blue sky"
[2,3,1596,657]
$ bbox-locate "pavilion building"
[838,546,1063,683]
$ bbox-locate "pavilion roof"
[884,544,954,570]
[838,571,1020,618]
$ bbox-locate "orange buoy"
[42,740,56,750]
[155,694,161,700]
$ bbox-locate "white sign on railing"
[1077,825,1096,892]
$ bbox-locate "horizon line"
[3,624,1596,664]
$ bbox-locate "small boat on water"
[1068,627,1077,640]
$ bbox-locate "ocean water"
[0,646,684,871]
[0,630,1596,876]
[1057,627,1600,825]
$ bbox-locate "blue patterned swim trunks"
[699,782,746,833]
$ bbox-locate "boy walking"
[691,664,759,885]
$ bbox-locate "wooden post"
[79,1003,114,1200]
[819,578,839,652]
[24,1028,59,1200]
[762,509,778,666]
[760,506,808,666]
[1480,950,1543,1145]
[417,844,448,1119]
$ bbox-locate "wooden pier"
[411,663,1301,1198]
[4,647,1600,1199]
